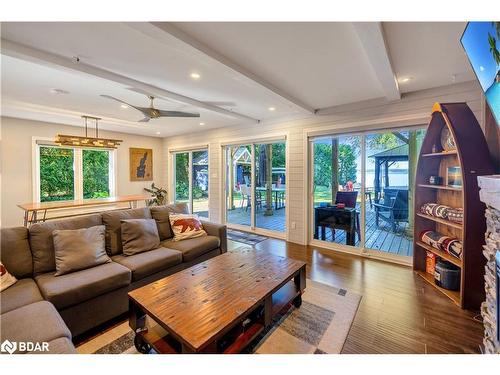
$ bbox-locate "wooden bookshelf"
[415,241,462,268]
[416,271,461,306]
[421,150,458,157]
[413,102,494,310]
[416,212,463,230]
[417,184,462,191]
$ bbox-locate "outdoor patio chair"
[332,191,361,242]
[240,185,263,212]
[373,188,409,232]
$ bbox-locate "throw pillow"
[0,262,17,292]
[169,214,207,242]
[53,225,111,276]
[121,219,160,256]
[150,203,190,240]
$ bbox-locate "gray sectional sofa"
[0,203,227,354]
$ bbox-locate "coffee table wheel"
[134,333,151,354]
[293,294,302,308]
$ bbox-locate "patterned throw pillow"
[169,214,207,242]
[0,262,17,292]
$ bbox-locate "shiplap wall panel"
[163,82,484,245]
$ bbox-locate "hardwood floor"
[228,238,484,354]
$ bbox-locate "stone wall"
[478,175,500,354]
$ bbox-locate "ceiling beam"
[143,22,316,115]
[352,22,401,102]
[1,39,260,124]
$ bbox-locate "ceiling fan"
[100,94,200,122]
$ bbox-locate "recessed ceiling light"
[268,107,276,111]
[398,77,413,83]
[199,122,205,126]
[190,72,201,80]
[120,104,129,109]
[50,88,69,95]
[156,131,161,135]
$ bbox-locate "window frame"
[33,137,117,203]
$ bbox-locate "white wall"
[0,117,165,228]
[162,81,484,245]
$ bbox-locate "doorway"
[223,140,287,236]
[309,126,426,263]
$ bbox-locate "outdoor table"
[256,187,285,210]
[314,205,357,246]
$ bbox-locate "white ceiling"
[384,22,474,93]
[0,22,475,137]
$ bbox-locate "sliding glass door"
[311,135,362,251]
[225,145,252,227]
[364,129,425,257]
[309,126,425,262]
[224,140,286,235]
[173,149,209,218]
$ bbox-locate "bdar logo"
[1,340,17,354]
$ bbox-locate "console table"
[18,194,152,226]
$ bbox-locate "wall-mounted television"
[461,22,500,127]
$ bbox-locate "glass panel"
[82,149,110,199]
[364,129,425,257]
[225,145,252,227]
[192,150,209,218]
[39,146,74,202]
[254,142,286,232]
[174,152,190,206]
[312,136,361,247]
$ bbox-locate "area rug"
[76,279,361,354]
[226,229,268,246]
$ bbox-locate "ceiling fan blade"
[157,110,200,118]
[100,94,136,108]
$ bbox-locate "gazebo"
[368,144,409,202]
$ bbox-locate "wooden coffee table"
[128,249,306,354]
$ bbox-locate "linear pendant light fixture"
[55,115,123,149]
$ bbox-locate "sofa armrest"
[201,221,227,254]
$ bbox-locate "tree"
[337,144,357,186]
[39,147,74,201]
[83,150,110,199]
[175,153,189,200]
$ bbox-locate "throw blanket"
[420,203,463,224]
[420,230,463,260]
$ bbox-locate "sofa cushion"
[161,235,220,262]
[121,219,160,256]
[112,247,182,281]
[101,207,151,255]
[0,278,43,314]
[35,262,131,310]
[1,226,33,278]
[29,214,103,275]
[53,225,111,276]
[0,301,71,353]
[150,203,190,240]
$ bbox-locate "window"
[83,149,110,199]
[36,142,115,202]
[39,146,75,202]
[172,149,209,218]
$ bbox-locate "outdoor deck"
[225,202,412,257]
